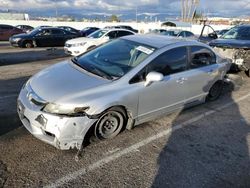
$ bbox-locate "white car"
[64,29,136,56]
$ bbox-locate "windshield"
[222,26,250,40]
[73,39,155,79]
[87,29,107,38]
[28,28,40,35]
[162,30,179,36]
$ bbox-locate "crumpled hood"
[29,60,110,103]
[209,39,250,49]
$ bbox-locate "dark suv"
[209,25,250,76]
[0,24,24,41]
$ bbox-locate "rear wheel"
[23,41,34,48]
[206,81,223,101]
[94,107,126,140]
[245,69,250,77]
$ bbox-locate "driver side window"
[129,47,188,84]
[107,31,117,39]
[37,29,51,36]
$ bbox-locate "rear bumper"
[17,86,96,150]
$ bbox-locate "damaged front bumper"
[17,87,96,150]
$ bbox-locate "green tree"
[109,14,120,22]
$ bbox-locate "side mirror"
[144,72,164,87]
[208,33,218,39]
[102,36,110,41]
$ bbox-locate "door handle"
[207,69,215,74]
[176,77,187,84]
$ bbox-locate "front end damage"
[17,84,97,150]
[214,47,250,75]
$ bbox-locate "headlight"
[43,103,89,116]
[12,38,21,42]
[73,42,86,47]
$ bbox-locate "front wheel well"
[206,80,223,102]
[82,105,133,146]
[22,40,34,48]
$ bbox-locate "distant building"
[0,13,29,20]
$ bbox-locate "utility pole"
[135,5,138,23]
[54,0,58,20]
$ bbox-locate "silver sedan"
[17,35,231,150]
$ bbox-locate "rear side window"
[178,31,185,37]
[107,31,117,39]
[147,47,188,76]
[189,46,216,69]
[38,29,51,36]
[116,31,133,37]
[185,31,194,37]
[0,25,13,30]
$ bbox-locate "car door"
[50,29,66,46]
[98,31,117,45]
[0,25,6,40]
[184,45,220,105]
[199,25,218,43]
[133,47,189,122]
[178,31,186,38]
[106,31,117,40]
[34,29,53,47]
[0,25,13,40]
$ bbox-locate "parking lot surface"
[0,42,250,187]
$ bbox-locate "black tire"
[94,107,127,140]
[23,41,34,48]
[206,81,223,101]
[245,69,250,77]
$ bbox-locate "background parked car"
[209,24,250,76]
[104,25,138,33]
[80,27,100,37]
[215,29,230,38]
[153,29,195,38]
[58,26,81,37]
[16,25,34,33]
[148,29,167,34]
[64,28,135,56]
[9,27,79,48]
[198,25,218,43]
[162,30,195,38]
[0,24,25,41]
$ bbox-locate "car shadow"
[0,76,30,136]
[0,48,69,66]
[152,79,250,187]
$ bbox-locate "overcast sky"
[0,0,250,17]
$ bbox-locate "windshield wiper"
[72,57,113,80]
[88,64,113,80]
[71,57,78,64]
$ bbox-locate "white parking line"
[45,93,250,188]
[0,94,18,100]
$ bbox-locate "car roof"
[237,24,250,28]
[122,34,199,49]
[101,28,135,33]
